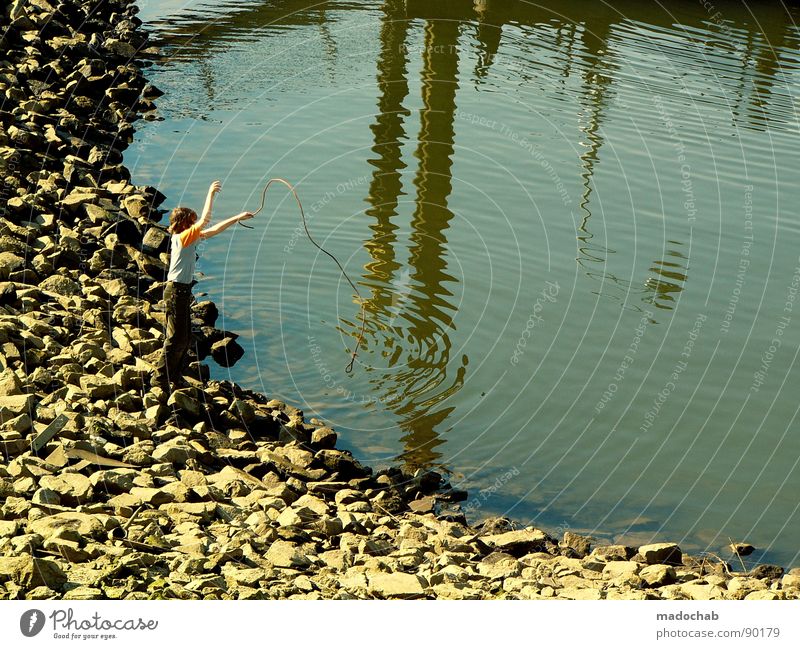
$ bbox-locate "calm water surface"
[130,0,800,567]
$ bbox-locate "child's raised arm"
[199,180,222,227]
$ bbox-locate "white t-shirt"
[167,222,202,283]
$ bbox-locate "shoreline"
[0,0,797,600]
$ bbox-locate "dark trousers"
[153,281,193,388]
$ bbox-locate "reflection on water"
[133,0,800,567]
[360,2,469,469]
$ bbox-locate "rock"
[130,486,175,506]
[602,561,640,578]
[727,577,767,596]
[562,531,592,557]
[44,537,90,563]
[640,564,676,587]
[334,489,365,507]
[64,586,104,600]
[79,375,118,400]
[0,520,18,537]
[0,252,25,280]
[0,394,36,420]
[28,513,106,540]
[480,528,548,556]
[0,368,23,396]
[276,508,302,527]
[476,552,521,579]
[744,591,780,600]
[311,426,337,448]
[681,583,726,600]
[167,390,200,417]
[558,587,602,600]
[38,473,93,506]
[105,38,137,59]
[0,555,67,590]
[142,227,169,255]
[639,542,682,565]
[193,301,218,327]
[750,564,783,581]
[211,336,244,367]
[728,542,755,556]
[32,487,61,506]
[39,275,81,297]
[591,545,634,561]
[409,496,435,513]
[229,398,255,424]
[367,572,427,599]
[265,540,311,568]
[152,442,194,465]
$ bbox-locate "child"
[151,180,254,392]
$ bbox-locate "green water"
[130,0,800,567]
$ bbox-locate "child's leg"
[151,283,176,389]
[168,284,193,385]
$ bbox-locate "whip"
[239,178,366,373]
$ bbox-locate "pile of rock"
[0,0,797,600]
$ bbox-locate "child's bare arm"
[199,180,222,226]
[200,211,254,239]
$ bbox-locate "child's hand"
[208,180,222,196]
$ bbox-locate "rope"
[238,178,366,373]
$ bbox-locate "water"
[129,0,800,567]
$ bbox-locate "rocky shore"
[0,0,797,601]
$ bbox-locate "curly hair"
[168,206,197,235]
